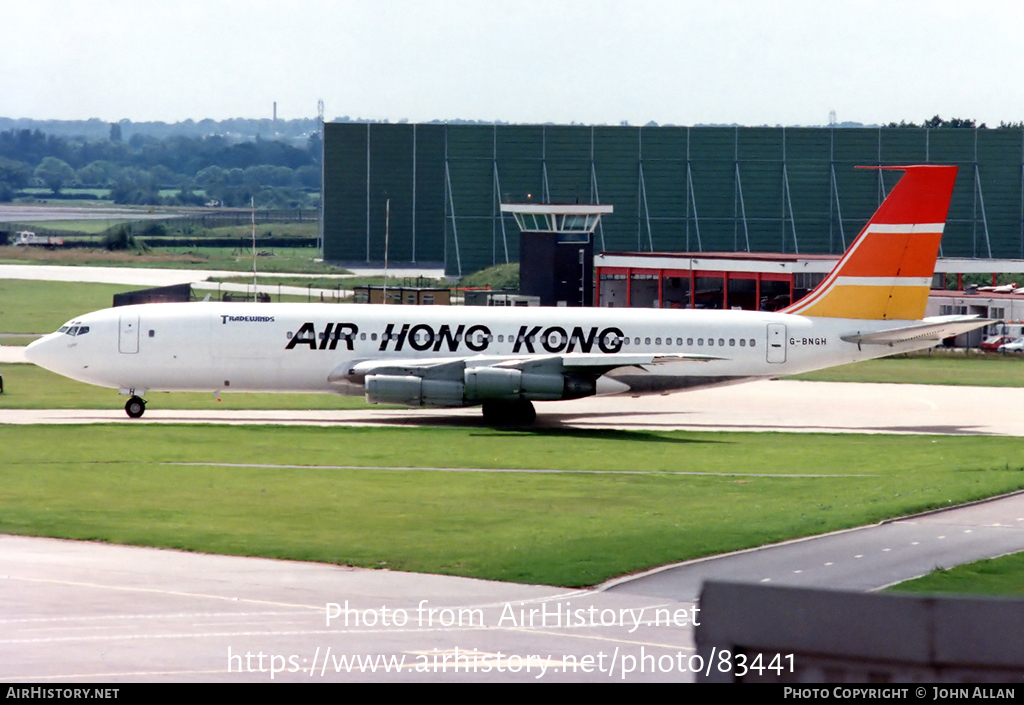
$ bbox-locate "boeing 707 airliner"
[26,165,988,424]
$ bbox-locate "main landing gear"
[481,399,537,426]
[125,396,146,419]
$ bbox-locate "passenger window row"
[288,328,759,350]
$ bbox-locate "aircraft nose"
[24,334,65,372]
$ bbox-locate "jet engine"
[365,375,465,407]
[363,363,597,408]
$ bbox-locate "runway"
[1,379,1022,436]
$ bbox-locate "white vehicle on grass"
[997,337,1024,354]
[12,231,64,247]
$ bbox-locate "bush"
[101,225,149,252]
[459,263,520,290]
[139,221,168,238]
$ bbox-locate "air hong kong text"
[285,322,626,355]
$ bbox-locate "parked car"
[980,335,1014,352]
[997,337,1024,354]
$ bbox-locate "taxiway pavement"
[0,535,696,683]
[607,492,1024,602]
[0,379,1021,436]
[4,493,1024,683]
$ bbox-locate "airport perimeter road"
[0,536,697,683]
[0,263,243,287]
[0,263,445,292]
[0,262,446,314]
[606,491,1024,603]
[0,380,1022,436]
[0,205,176,223]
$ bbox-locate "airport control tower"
[500,204,613,307]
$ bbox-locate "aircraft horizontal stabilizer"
[840,315,991,347]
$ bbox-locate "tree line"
[0,116,322,143]
[885,115,1024,129]
[0,128,322,208]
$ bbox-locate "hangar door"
[766,324,787,364]
[119,314,139,354]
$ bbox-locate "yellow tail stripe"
[797,284,931,320]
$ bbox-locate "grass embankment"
[1,424,1022,586]
[890,550,1024,596]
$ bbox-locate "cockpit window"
[58,322,89,336]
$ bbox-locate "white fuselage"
[26,301,934,404]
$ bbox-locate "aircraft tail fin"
[783,165,958,320]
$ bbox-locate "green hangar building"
[322,122,1024,277]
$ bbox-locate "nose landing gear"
[125,396,146,419]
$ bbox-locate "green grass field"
[0,280,146,335]
[190,223,319,239]
[890,550,1024,596]
[791,353,1024,387]
[0,244,335,273]
[2,217,335,274]
[17,219,135,234]
[0,281,343,344]
[0,363,374,410]
[1,423,1022,586]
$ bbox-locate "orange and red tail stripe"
[784,165,958,320]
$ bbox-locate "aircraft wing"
[329,352,724,384]
[495,352,724,374]
[840,315,992,347]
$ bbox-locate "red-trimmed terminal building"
[595,252,1024,346]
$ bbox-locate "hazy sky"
[2,0,1021,126]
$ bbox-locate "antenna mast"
[317,99,325,260]
[251,196,258,301]
[383,198,390,304]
